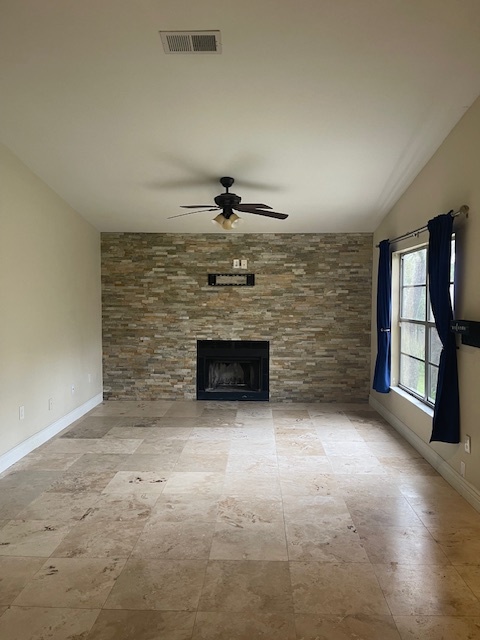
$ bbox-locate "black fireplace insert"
[197,340,269,401]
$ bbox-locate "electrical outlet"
[19,405,25,420]
[241,259,248,269]
[233,259,240,268]
[48,397,54,411]
[465,435,471,454]
[460,461,466,477]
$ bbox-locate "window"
[398,240,455,405]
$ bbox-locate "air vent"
[159,30,221,54]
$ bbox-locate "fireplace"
[197,340,269,401]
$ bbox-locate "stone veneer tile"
[101,233,372,401]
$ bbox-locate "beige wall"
[0,143,102,458]
[371,96,480,491]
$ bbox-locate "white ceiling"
[1,0,480,233]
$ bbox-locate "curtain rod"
[376,205,469,248]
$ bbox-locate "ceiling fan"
[167,177,289,229]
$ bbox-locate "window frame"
[397,239,455,408]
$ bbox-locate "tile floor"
[1,401,480,639]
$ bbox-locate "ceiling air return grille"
[160,31,221,54]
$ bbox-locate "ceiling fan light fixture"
[229,213,242,228]
[212,213,227,228]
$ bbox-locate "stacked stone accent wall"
[101,233,372,402]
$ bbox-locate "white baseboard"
[369,394,480,513]
[0,393,103,474]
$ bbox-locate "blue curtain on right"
[427,213,460,443]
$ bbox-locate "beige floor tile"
[327,455,388,475]
[322,441,373,457]
[115,453,178,471]
[16,491,100,522]
[0,606,99,640]
[280,473,338,496]
[123,401,174,417]
[278,456,332,476]
[86,610,195,640]
[52,518,146,558]
[335,474,402,498]
[455,565,480,598]
[286,523,368,562]
[295,613,402,639]
[47,470,117,493]
[216,495,283,526]
[0,519,72,557]
[290,561,390,615]
[199,560,293,613]
[407,497,480,529]
[62,418,115,439]
[314,427,365,441]
[0,487,44,520]
[378,457,437,476]
[102,470,169,494]
[152,495,219,522]
[132,520,215,559]
[283,495,352,527]
[358,526,450,565]
[163,471,225,496]
[164,402,206,417]
[365,440,421,459]
[210,522,288,560]
[81,492,158,523]
[91,401,144,416]
[345,497,424,528]
[104,558,206,610]
[394,615,480,639]
[134,439,186,456]
[0,557,45,605]
[193,611,296,639]
[226,453,278,474]
[14,452,83,471]
[175,452,229,472]
[13,557,126,608]
[373,564,480,615]
[68,453,129,473]
[223,473,281,497]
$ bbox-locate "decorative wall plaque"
[208,273,255,286]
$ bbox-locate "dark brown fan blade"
[233,205,288,220]
[168,207,219,219]
[237,203,272,209]
[180,205,213,208]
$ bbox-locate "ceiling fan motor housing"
[214,192,241,216]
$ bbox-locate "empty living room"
[1,2,480,639]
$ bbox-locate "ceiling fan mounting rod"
[220,176,234,192]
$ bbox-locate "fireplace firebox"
[197,340,269,401]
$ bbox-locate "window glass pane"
[449,284,454,311]
[429,327,442,366]
[402,249,427,286]
[400,354,425,396]
[428,364,439,403]
[428,301,434,322]
[400,323,425,359]
[401,285,426,320]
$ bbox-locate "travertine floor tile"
[295,613,402,639]
[0,606,99,640]
[210,522,288,560]
[13,557,126,608]
[193,611,296,639]
[0,557,45,604]
[373,564,480,615]
[290,561,390,615]
[1,400,480,639]
[393,615,480,639]
[286,523,368,562]
[199,560,293,613]
[132,520,215,559]
[358,525,450,565]
[104,558,206,610]
[15,491,100,523]
[52,518,146,558]
[85,609,195,639]
[0,519,71,557]
[102,470,169,494]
